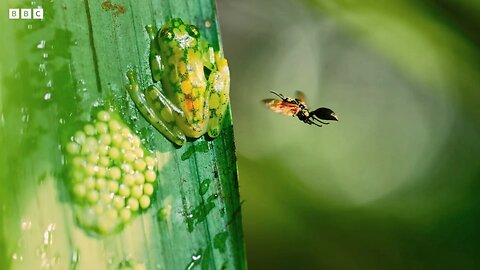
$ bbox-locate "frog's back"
[158,18,210,137]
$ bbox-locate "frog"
[126,18,230,146]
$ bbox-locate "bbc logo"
[9,8,44,20]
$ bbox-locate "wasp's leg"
[126,71,186,145]
[312,116,330,125]
[318,120,330,125]
[305,118,322,127]
[207,52,230,138]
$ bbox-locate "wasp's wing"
[295,91,307,104]
[262,99,301,116]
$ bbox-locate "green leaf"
[0,0,245,269]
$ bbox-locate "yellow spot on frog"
[193,99,201,110]
[194,51,201,60]
[210,93,220,109]
[173,28,182,36]
[181,80,193,94]
[190,87,198,98]
[187,48,195,59]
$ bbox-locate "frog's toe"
[126,70,137,83]
[207,117,222,138]
[207,128,220,138]
[172,136,187,146]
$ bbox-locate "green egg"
[123,174,135,186]
[108,119,122,131]
[143,183,154,196]
[139,195,151,209]
[119,184,131,197]
[108,147,120,160]
[121,163,133,174]
[74,131,86,144]
[87,153,100,164]
[87,190,99,203]
[94,204,105,215]
[107,180,119,193]
[134,159,147,172]
[66,142,80,154]
[111,133,123,146]
[85,177,96,189]
[120,209,132,222]
[113,196,125,209]
[98,145,109,157]
[108,166,121,180]
[101,193,113,204]
[131,185,143,199]
[99,133,112,145]
[134,172,145,185]
[95,178,107,190]
[95,122,109,134]
[145,170,156,182]
[95,166,107,178]
[134,148,144,158]
[145,156,156,168]
[128,198,140,211]
[73,184,87,198]
[97,110,111,122]
[123,151,136,163]
[84,124,96,136]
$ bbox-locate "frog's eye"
[187,25,200,38]
[160,28,174,40]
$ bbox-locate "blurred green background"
[218,0,480,269]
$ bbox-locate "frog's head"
[158,18,200,48]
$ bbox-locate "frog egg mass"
[64,110,158,235]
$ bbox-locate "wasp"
[262,91,338,127]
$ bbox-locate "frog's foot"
[126,71,186,145]
[207,53,230,138]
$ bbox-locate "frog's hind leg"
[207,53,230,138]
[126,71,186,145]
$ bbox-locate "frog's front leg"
[146,24,163,83]
[126,71,187,145]
[207,52,230,138]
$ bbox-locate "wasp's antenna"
[269,91,285,100]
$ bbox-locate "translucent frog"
[126,18,230,146]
